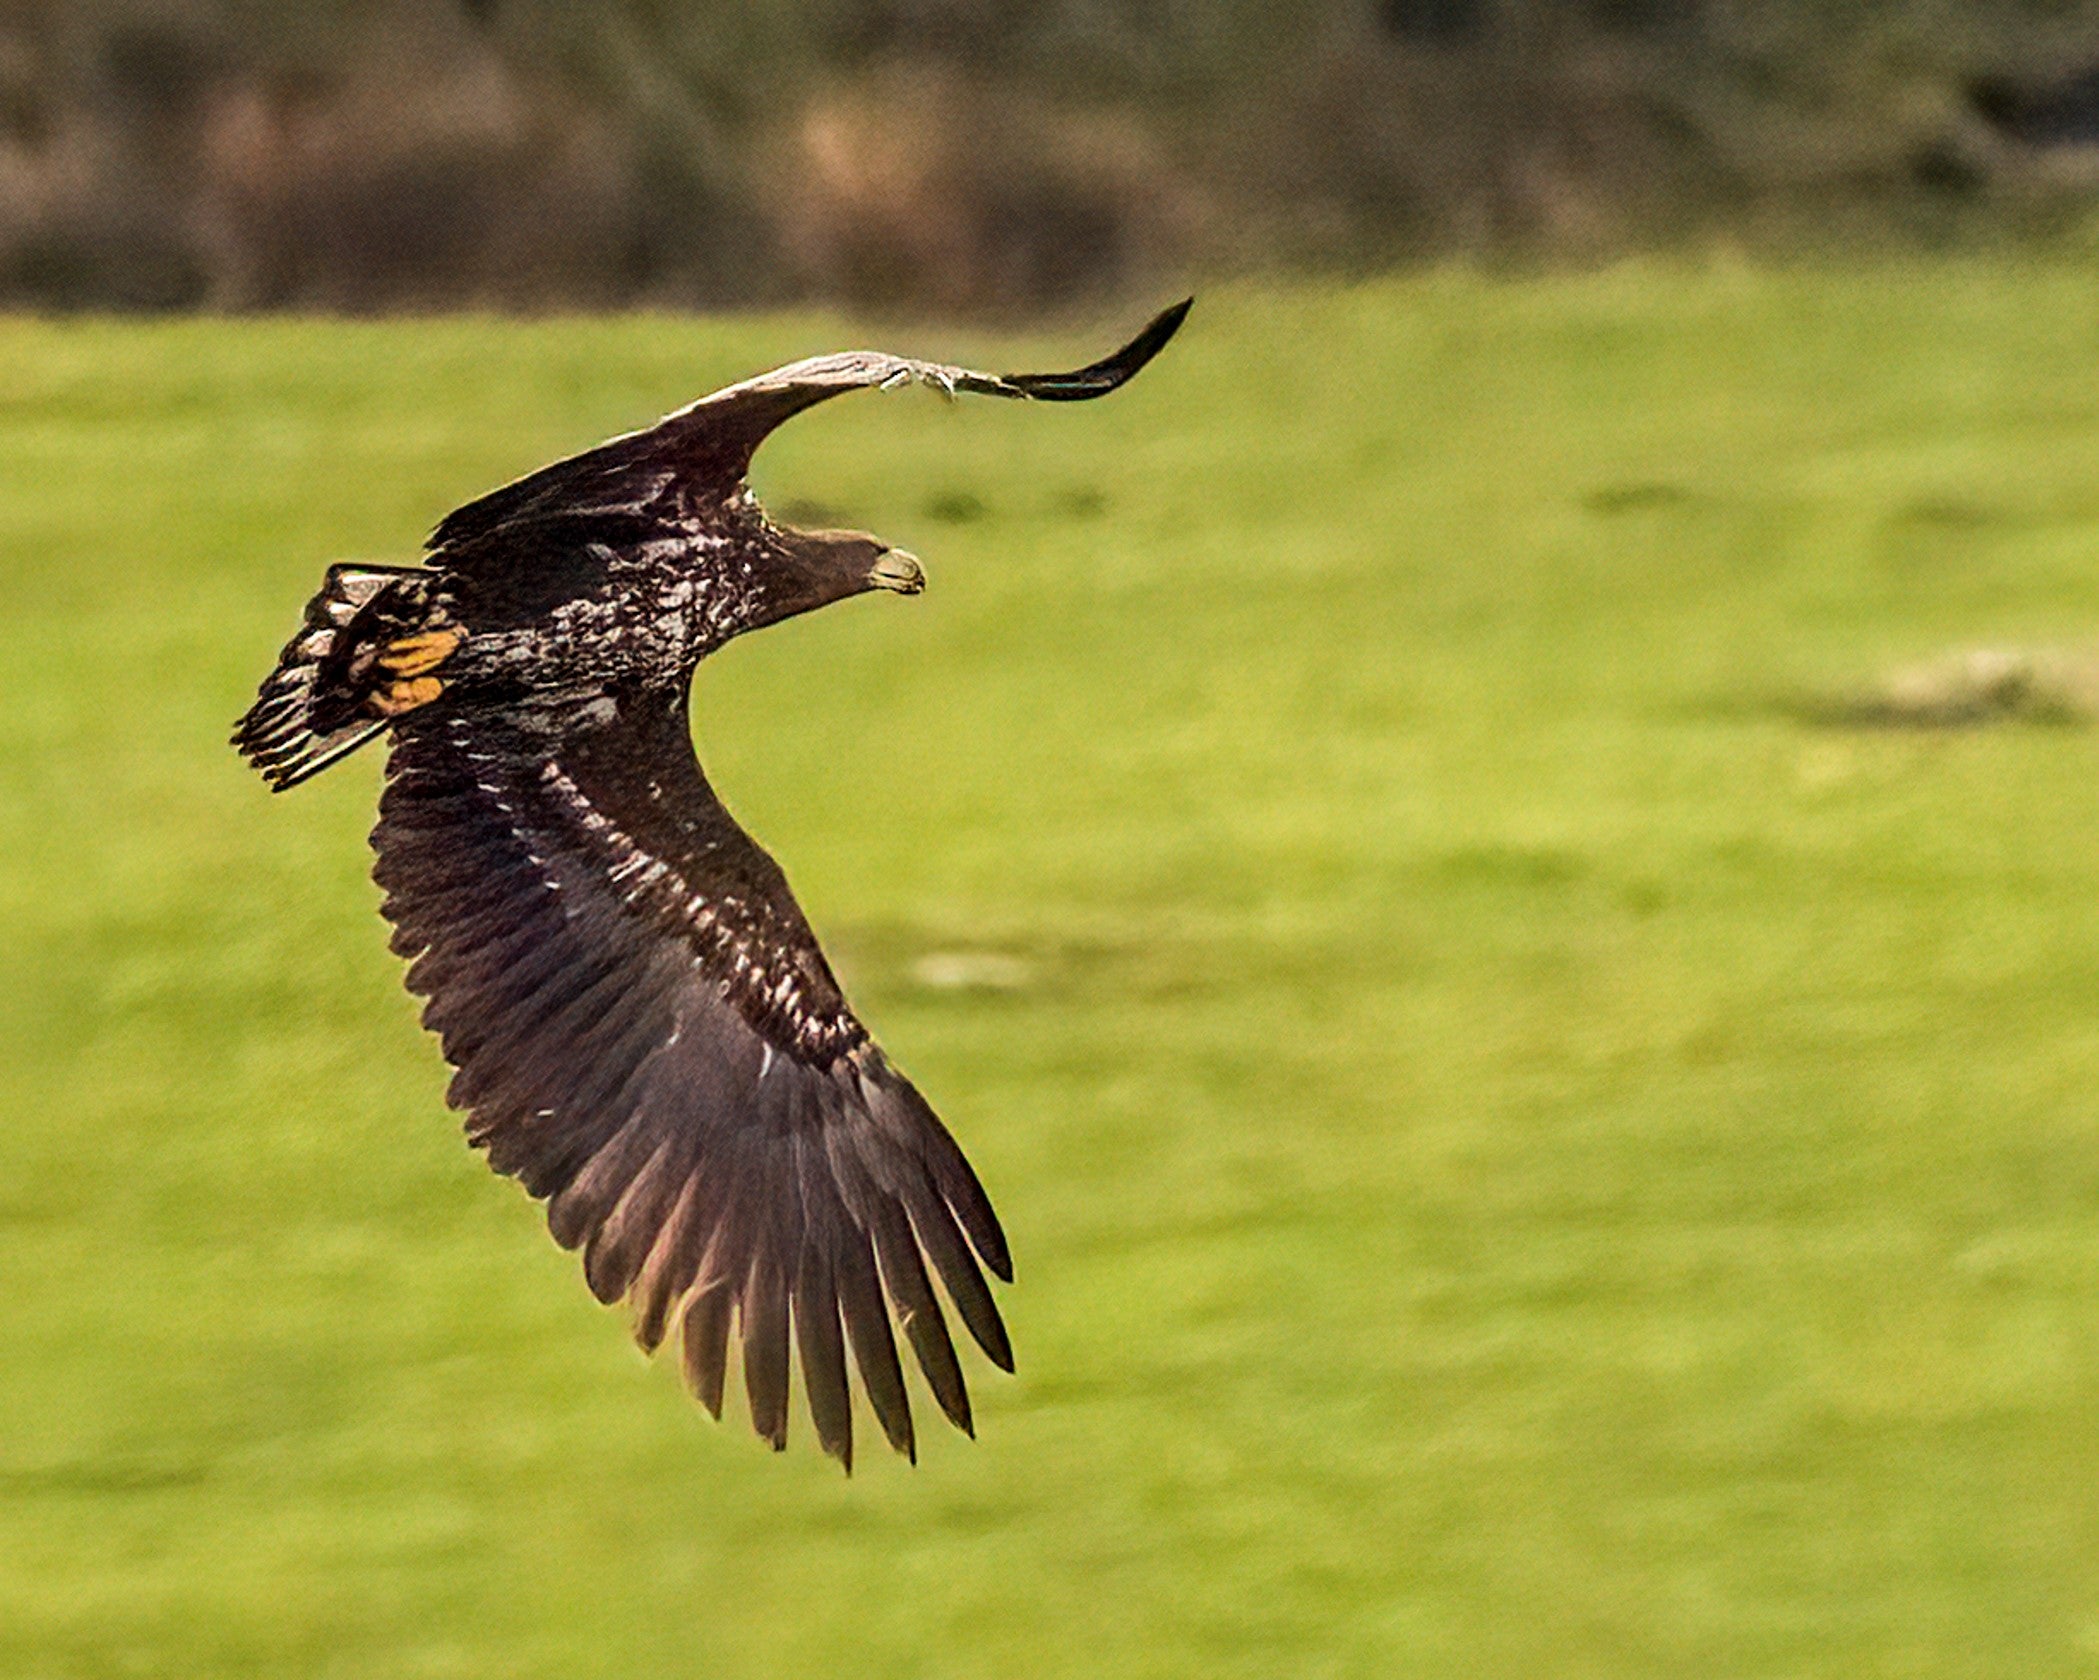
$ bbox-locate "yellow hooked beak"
[867,549,925,595]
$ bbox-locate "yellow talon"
[370,676,444,717]
[378,629,463,677]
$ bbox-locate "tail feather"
[233,565,435,791]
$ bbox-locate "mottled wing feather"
[427,300,1191,552]
[371,688,1011,1467]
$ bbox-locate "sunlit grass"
[6,261,2099,1677]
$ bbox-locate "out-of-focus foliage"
[5,5,2099,309]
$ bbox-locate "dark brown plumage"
[232,301,1189,1467]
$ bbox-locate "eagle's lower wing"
[372,688,1011,1468]
[428,299,1190,552]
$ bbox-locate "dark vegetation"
[14,1,2099,315]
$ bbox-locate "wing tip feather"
[1009,295,1193,400]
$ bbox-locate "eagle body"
[292,489,818,733]
[233,302,1189,1468]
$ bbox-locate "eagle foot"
[377,629,464,678]
[369,676,444,716]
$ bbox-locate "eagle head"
[745,523,924,633]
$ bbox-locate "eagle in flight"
[233,301,1190,1469]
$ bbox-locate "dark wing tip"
[1006,297,1193,401]
[976,1215,1016,1286]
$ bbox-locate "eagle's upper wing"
[428,299,1190,552]
[681,295,1193,463]
[373,687,1011,1468]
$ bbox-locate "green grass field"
[8,262,2099,1678]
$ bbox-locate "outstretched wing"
[373,687,1012,1468]
[683,294,1193,463]
[429,299,1191,552]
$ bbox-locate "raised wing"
[373,689,1011,1468]
[685,293,1193,455]
[428,299,1191,552]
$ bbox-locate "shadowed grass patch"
[1799,645,2099,729]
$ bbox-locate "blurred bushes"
[9,1,2099,315]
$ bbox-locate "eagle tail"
[233,565,455,791]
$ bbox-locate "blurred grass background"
[7,265,2099,1676]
